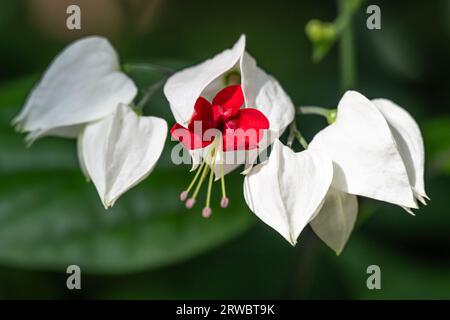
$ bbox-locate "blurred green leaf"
[333,235,450,299]
[423,117,450,175]
[0,77,254,274]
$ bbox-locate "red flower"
[171,85,269,151]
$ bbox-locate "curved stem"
[123,62,175,75]
[297,106,337,124]
[135,79,166,112]
[287,122,308,149]
[297,106,331,117]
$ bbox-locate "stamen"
[220,197,229,208]
[220,161,229,208]
[190,159,210,203]
[202,207,212,218]
[180,161,206,202]
[186,198,196,209]
[180,191,188,201]
[203,146,217,218]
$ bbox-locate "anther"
[186,198,196,209]
[202,207,212,218]
[220,197,229,208]
[180,191,188,201]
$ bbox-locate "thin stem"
[135,79,166,112]
[220,162,226,199]
[205,148,217,209]
[186,161,206,194]
[192,162,210,200]
[297,106,331,117]
[297,106,337,124]
[338,0,357,91]
[287,122,308,149]
[123,62,175,76]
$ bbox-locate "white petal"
[310,188,358,255]
[372,98,429,204]
[240,52,295,138]
[244,140,333,245]
[81,104,167,208]
[309,91,417,209]
[13,36,137,142]
[164,35,245,124]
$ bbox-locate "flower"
[170,84,269,151]
[165,34,295,173]
[309,90,428,212]
[244,90,427,253]
[244,140,334,246]
[12,36,137,144]
[13,36,168,208]
[244,139,358,253]
[78,104,167,208]
[164,35,295,216]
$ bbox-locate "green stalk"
[338,0,357,91]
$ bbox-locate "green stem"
[297,106,331,117]
[338,0,357,91]
[297,106,337,124]
[287,122,308,149]
[123,62,175,75]
[135,79,166,112]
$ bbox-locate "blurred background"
[0,0,449,299]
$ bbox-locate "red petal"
[222,108,270,151]
[188,97,215,132]
[212,85,244,120]
[171,123,213,150]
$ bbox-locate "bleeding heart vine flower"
[309,90,429,212]
[244,139,358,253]
[12,36,137,144]
[12,36,168,208]
[244,90,428,253]
[164,35,295,217]
[79,104,167,208]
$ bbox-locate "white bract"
[244,140,334,245]
[164,34,295,176]
[309,90,428,212]
[13,36,168,208]
[244,91,427,253]
[309,188,358,255]
[79,104,167,208]
[244,139,358,252]
[13,36,137,143]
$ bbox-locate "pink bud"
[185,198,195,209]
[180,191,188,201]
[220,197,229,208]
[202,207,212,218]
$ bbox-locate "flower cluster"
[13,35,428,254]
[13,37,168,208]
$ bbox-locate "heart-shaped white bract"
[372,98,429,205]
[79,104,167,208]
[13,36,137,143]
[244,140,333,245]
[164,35,295,178]
[310,188,358,255]
[309,91,417,210]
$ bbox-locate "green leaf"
[423,117,450,175]
[0,77,255,274]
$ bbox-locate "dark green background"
[0,0,449,299]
